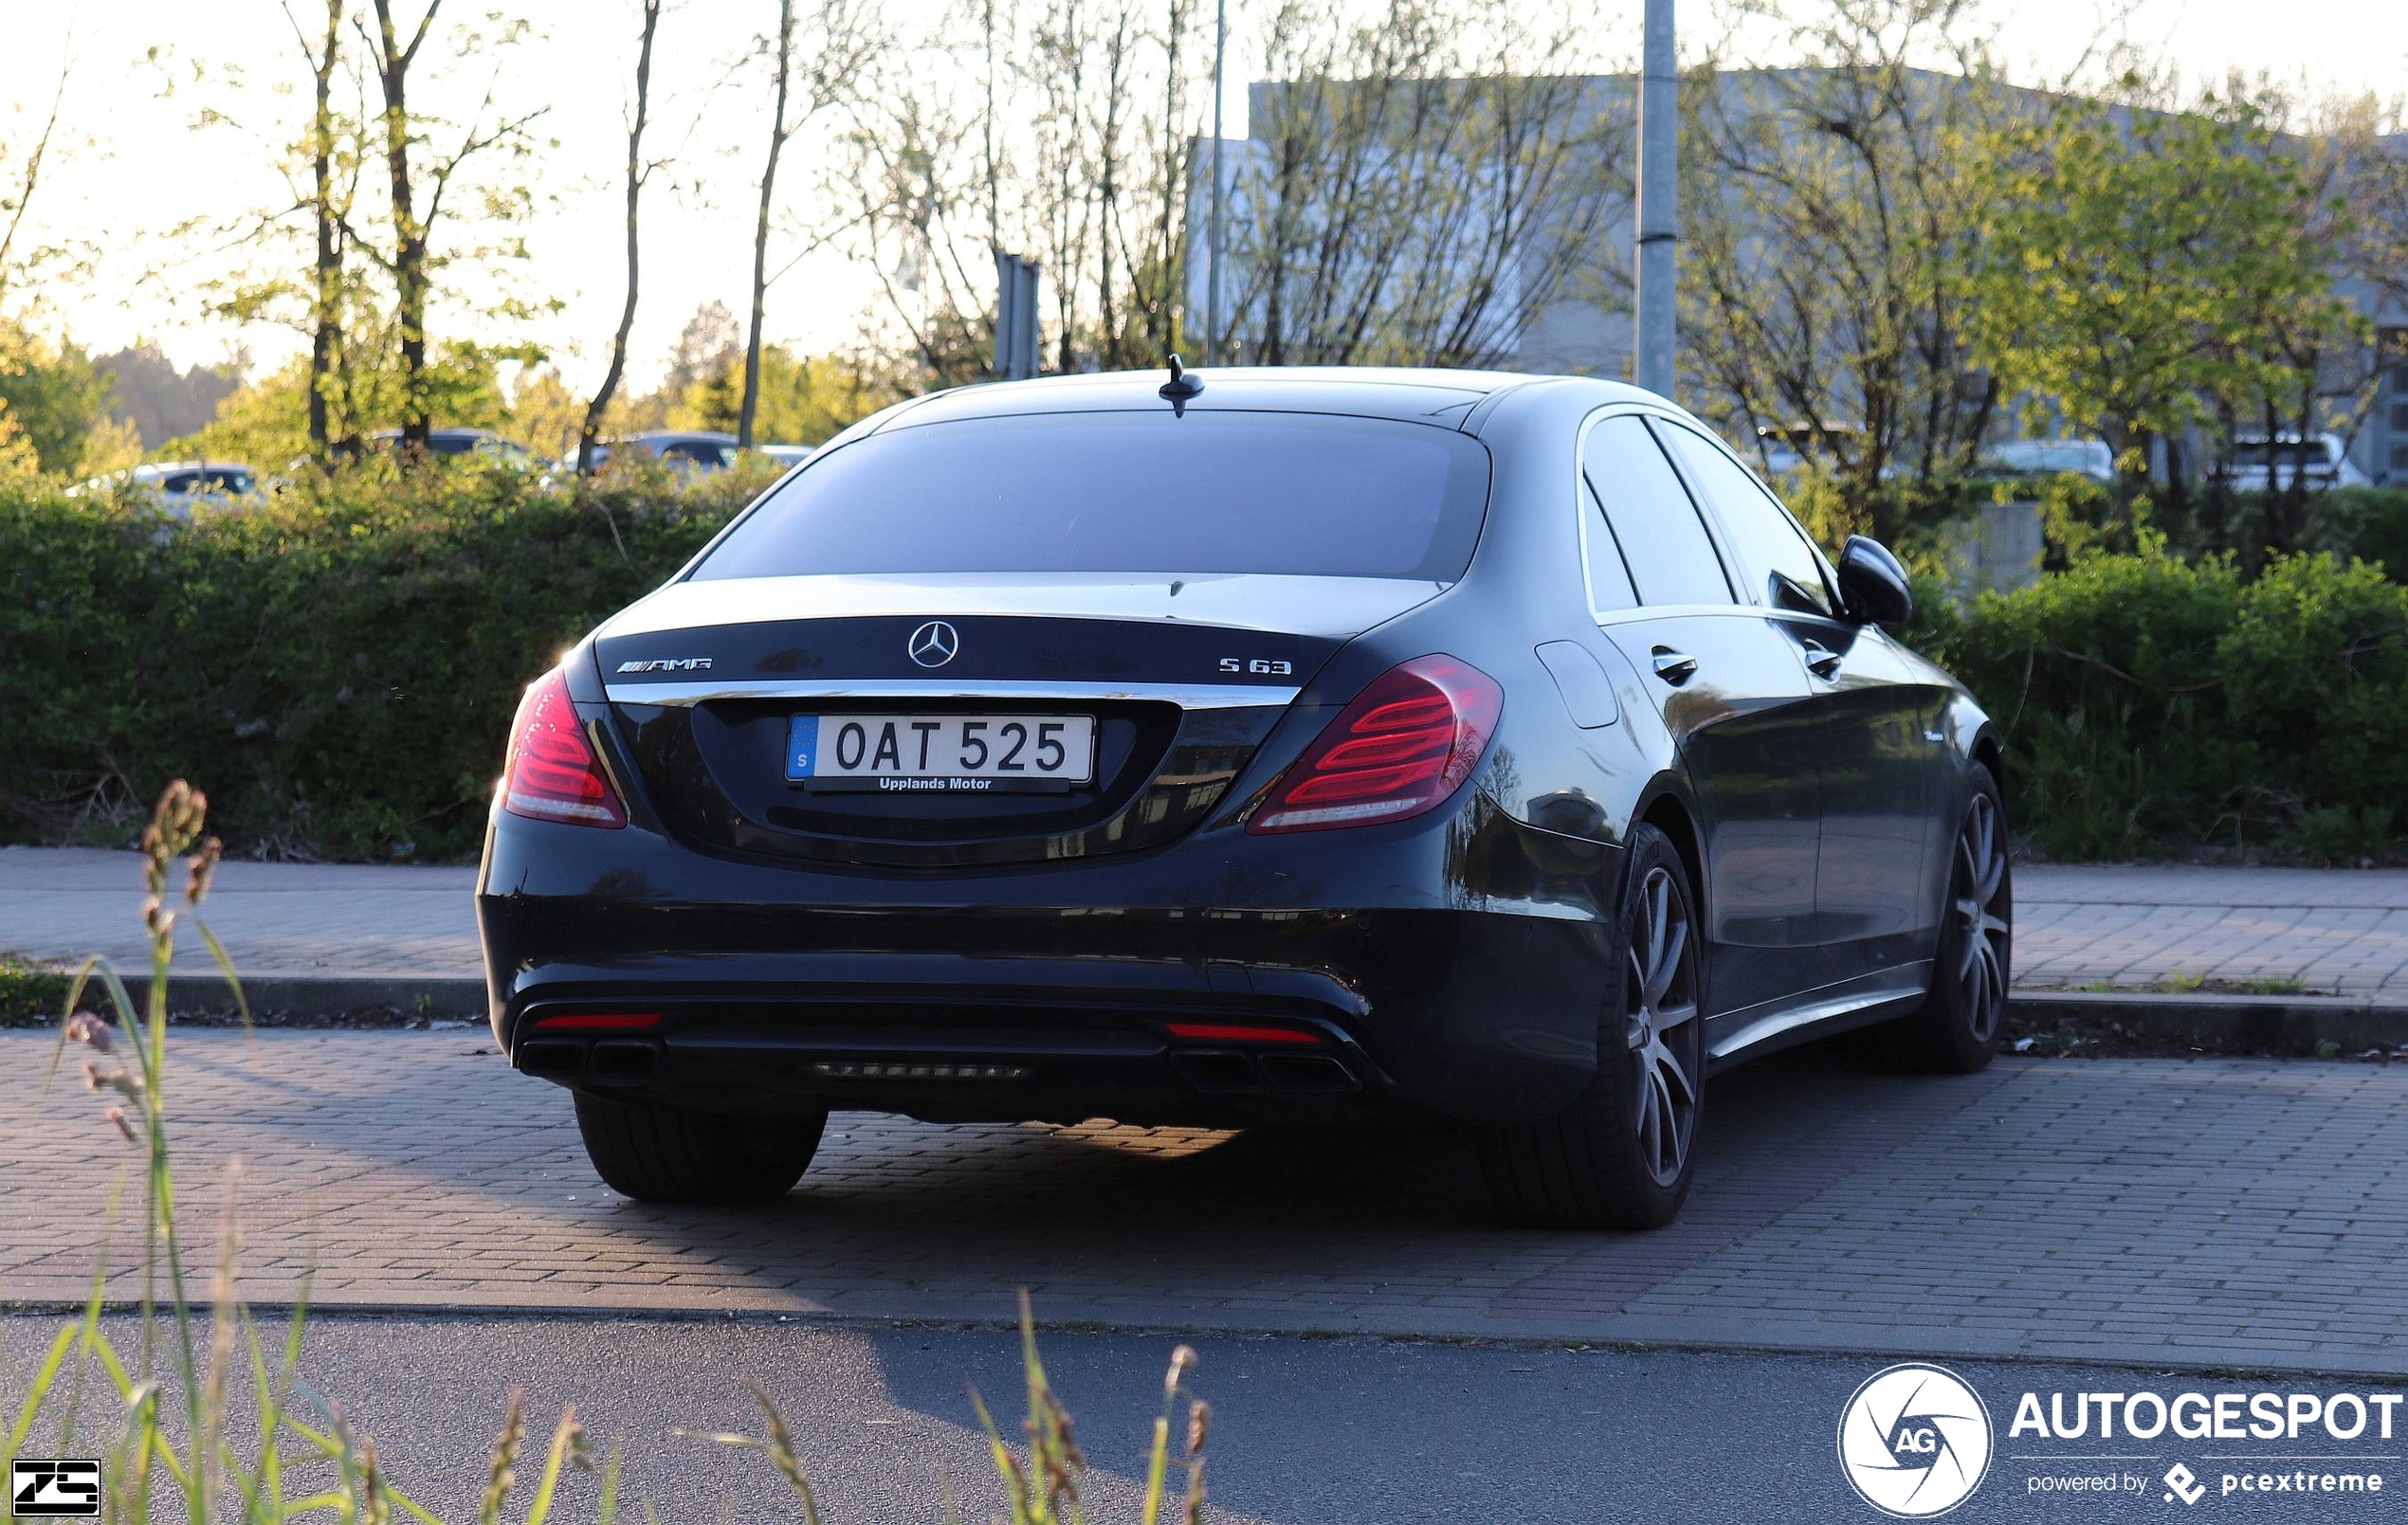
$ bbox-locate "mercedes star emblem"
[906,620,960,668]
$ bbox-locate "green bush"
[1928,550,2408,861]
[8,466,2406,865]
[0,462,764,861]
[2301,486,2408,577]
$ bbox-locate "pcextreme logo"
[1838,1363,1996,1517]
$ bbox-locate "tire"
[1480,822,1706,1230]
[574,1092,828,1204]
[1864,763,2012,1074]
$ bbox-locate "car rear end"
[476,379,1610,1135]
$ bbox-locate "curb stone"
[2011,989,2408,1053]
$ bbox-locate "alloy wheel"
[1622,864,1702,1187]
[1952,792,2013,1044]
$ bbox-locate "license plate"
[787,714,1098,792]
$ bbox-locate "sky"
[2,0,2404,397]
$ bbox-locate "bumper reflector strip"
[1164,1022,1323,1044]
[530,1012,663,1032]
[811,1062,1031,1080]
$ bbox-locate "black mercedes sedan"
[477,366,2010,1229]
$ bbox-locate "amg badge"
[615,657,713,673]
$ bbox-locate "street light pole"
[1207,0,1228,367]
[1634,0,1677,399]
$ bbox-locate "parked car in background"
[67,461,262,519]
[757,444,816,471]
[1753,421,1863,476]
[1979,437,2116,482]
[584,430,742,475]
[480,366,2008,1231]
[2216,432,2369,492]
[367,427,541,470]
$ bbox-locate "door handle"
[1800,639,1842,679]
[1650,646,1699,685]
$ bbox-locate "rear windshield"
[689,410,1492,582]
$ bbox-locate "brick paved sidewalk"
[9,845,2408,1001]
[3,1031,2403,1377]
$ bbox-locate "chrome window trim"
[1574,403,1743,621]
[603,679,1302,710]
[1647,414,1845,615]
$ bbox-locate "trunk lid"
[594,572,1449,867]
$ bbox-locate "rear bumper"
[476,800,1621,1128]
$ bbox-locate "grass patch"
[2067,973,2314,996]
[0,949,68,1026]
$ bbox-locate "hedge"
[6,468,2406,863]
[0,464,757,861]
[1914,551,2408,861]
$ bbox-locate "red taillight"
[1248,655,1504,834]
[501,669,629,827]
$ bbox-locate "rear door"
[1579,414,1828,1022]
[1651,421,1947,987]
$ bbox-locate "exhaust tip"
[1258,1052,1359,1094]
[518,1040,586,1079]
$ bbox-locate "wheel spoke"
[1644,873,1669,974]
[1641,1066,1669,1173]
[1653,998,1698,1030]
[1651,1038,1696,1107]
[1636,1065,1662,1166]
[1976,848,2005,907]
[1958,920,1983,978]
[1644,916,1687,1008]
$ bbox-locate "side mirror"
[1837,535,1913,629]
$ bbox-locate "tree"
[0,56,67,304]
[93,344,242,449]
[740,0,880,446]
[0,320,114,476]
[581,0,665,477]
[1970,82,2363,529]
[1224,0,1626,369]
[1678,1,2015,541]
[364,0,546,454]
[668,341,900,443]
[665,301,742,400]
[300,0,352,457]
[839,0,1613,388]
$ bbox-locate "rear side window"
[1581,417,1732,607]
[692,411,1492,582]
[1582,481,1638,611]
[1656,422,1833,616]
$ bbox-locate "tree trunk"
[740,0,795,451]
[582,0,662,476]
[307,0,342,461]
[371,0,437,455]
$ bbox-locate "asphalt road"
[5,1315,2399,1524]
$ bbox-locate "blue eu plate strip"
[785,715,819,780]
